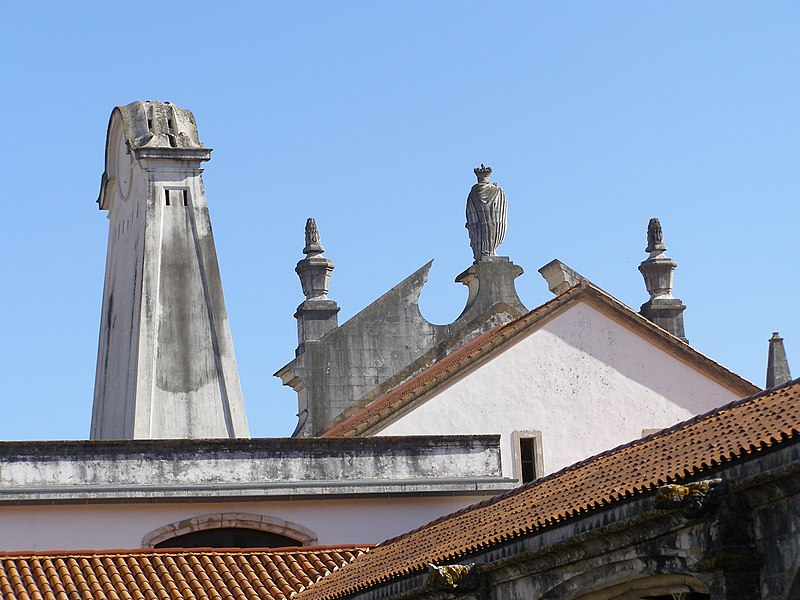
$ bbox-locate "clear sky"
[1,2,798,440]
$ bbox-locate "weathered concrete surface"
[0,435,512,503]
[92,101,248,439]
[337,442,800,600]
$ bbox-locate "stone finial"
[767,332,792,389]
[638,218,687,343]
[294,218,339,354]
[466,164,507,262]
[646,218,666,252]
[303,218,325,256]
[296,218,334,300]
[639,218,676,301]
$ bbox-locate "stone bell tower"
[91,101,249,439]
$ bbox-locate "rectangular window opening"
[165,190,170,206]
[519,438,536,483]
[182,189,188,206]
[513,431,542,485]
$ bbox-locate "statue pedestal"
[640,298,687,343]
[455,257,526,323]
[294,299,339,355]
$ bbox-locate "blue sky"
[1,3,798,440]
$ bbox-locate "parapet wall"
[0,435,511,503]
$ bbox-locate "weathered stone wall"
[0,435,511,503]
[277,261,524,436]
[0,435,516,551]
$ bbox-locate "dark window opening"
[519,437,537,484]
[165,189,189,207]
[154,527,301,549]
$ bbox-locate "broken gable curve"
[280,259,529,436]
[329,260,440,338]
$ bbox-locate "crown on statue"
[474,164,492,183]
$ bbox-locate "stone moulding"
[142,513,318,547]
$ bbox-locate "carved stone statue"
[466,164,507,261]
[646,217,665,253]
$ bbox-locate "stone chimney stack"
[294,218,339,354]
[767,332,792,388]
[92,101,249,440]
[638,218,687,343]
[456,165,526,321]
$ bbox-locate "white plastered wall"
[377,301,744,478]
[0,496,480,552]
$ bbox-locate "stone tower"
[91,101,249,439]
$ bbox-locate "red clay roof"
[0,546,370,600]
[300,380,800,600]
[323,281,759,438]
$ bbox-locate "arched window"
[541,557,711,600]
[142,513,318,549]
[153,528,301,549]
[570,575,709,600]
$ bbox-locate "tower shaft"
[91,101,248,439]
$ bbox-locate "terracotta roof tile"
[323,282,758,438]
[0,547,369,600]
[301,380,800,600]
